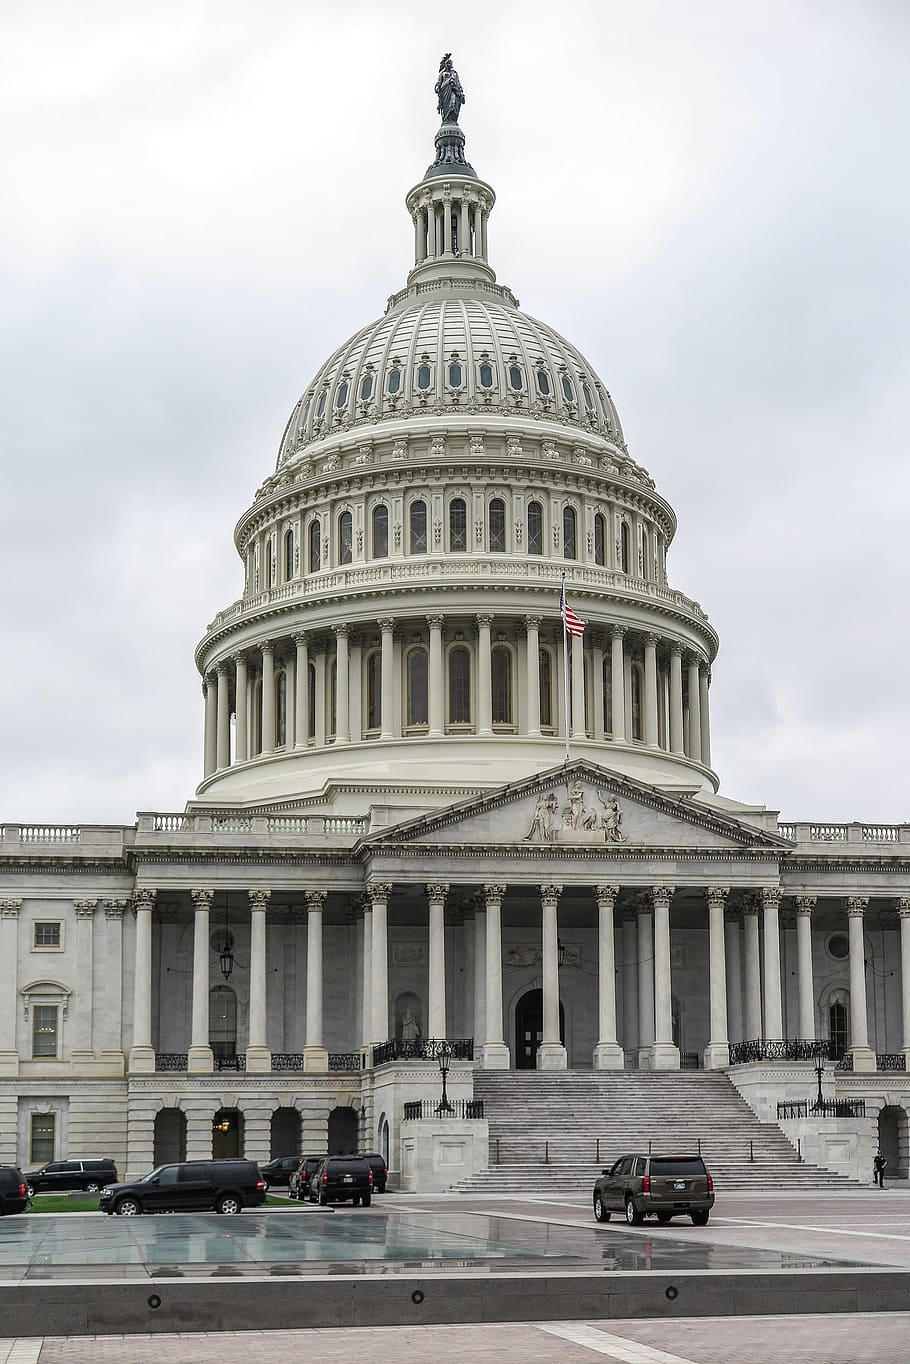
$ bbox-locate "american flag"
[560,582,586,638]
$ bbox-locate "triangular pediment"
[362,760,788,852]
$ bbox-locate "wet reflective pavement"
[0,1208,865,1282]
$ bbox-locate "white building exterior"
[3,70,908,1186]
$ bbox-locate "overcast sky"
[2,0,908,826]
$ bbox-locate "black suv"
[99,1159,266,1216]
[288,1154,325,1200]
[0,1166,28,1216]
[593,1153,715,1226]
[260,1155,299,1189]
[26,1158,118,1197]
[308,1156,373,1206]
[360,1152,388,1193]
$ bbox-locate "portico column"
[479,884,510,1068]
[704,886,729,1070]
[427,615,445,737]
[594,885,623,1070]
[426,883,449,1040]
[294,633,309,747]
[610,628,626,741]
[245,889,271,1073]
[369,882,391,1046]
[636,896,655,1068]
[898,897,910,1065]
[303,890,328,1071]
[473,904,486,1048]
[477,614,493,736]
[129,888,156,1073]
[0,901,21,1075]
[651,885,680,1070]
[333,625,350,744]
[234,654,249,762]
[795,896,817,1041]
[687,656,702,763]
[261,642,276,753]
[379,618,396,739]
[725,913,744,1045]
[742,897,763,1040]
[188,889,214,1073]
[538,884,567,1069]
[571,635,586,739]
[361,904,372,1051]
[102,900,127,1067]
[761,887,783,1040]
[525,616,542,736]
[846,896,875,1070]
[668,645,684,755]
[643,634,659,748]
[216,664,231,769]
[72,900,98,1064]
[203,676,217,777]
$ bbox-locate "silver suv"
[593,1153,714,1226]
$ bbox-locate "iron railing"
[373,1038,474,1066]
[329,1052,363,1071]
[155,1053,188,1071]
[402,1099,484,1121]
[875,1053,906,1071]
[777,1099,867,1120]
[214,1053,246,1072]
[729,1039,834,1065]
[680,1052,701,1070]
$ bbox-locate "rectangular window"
[30,1113,56,1164]
[34,922,62,949]
[32,1006,59,1059]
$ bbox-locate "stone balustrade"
[776,822,910,846]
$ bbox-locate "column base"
[650,1041,681,1071]
[476,1042,511,1070]
[593,1043,625,1071]
[536,1043,567,1071]
[128,1045,156,1075]
[245,1046,272,1074]
[703,1042,730,1071]
[188,1045,214,1074]
[638,1045,654,1071]
[0,1051,19,1078]
[303,1046,329,1073]
[849,1045,876,1073]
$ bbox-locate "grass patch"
[26,1193,291,1214]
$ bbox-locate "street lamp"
[813,1055,825,1111]
[436,1042,454,1115]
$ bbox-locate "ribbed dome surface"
[276,294,624,468]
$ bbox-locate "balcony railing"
[777,1099,867,1120]
[155,1053,188,1071]
[836,1052,906,1072]
[729,1039,834,1065]
[372,1037,474,1066]
[214,1053,246,1072]
[270,1052,363,1072]
[403,1099,485,1121]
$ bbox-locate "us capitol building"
[2,58,908,1187]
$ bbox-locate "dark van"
[99,1159,266,1216]
[0,1166,28,1216]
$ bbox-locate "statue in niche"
[435,53,465,125]
[401,1008,421,1045]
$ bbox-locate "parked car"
[288,1155,325,1200]
[360,1152,388,1193]
[26,1158,118,1197]
[260,1155,300,1189]
[99,1159,266,1216]
[593,1153,714,1226]
[308,1156,373,1207]
[0,1166,28,1216]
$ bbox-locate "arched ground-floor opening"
[153,1108,186,1166]
[212,1107,243,1158]
[328,1105,358,1155]
[515,989,565,1070]
[270,1106,300,1159]
[878,1105,907,1180]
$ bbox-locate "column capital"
[595,884,620,908]
[539,883,563,907]
[426,614,445,630]
[426,883,449,904]
[476,613,494,629]
[215,660,230,677]
[249,889,272,912]
[0,898,22,917]
[705,886,729,908]
[483,883,506,908]
[366,881,392,907]
[260,639,275,657]
[293,631,308,648]
[333,624,349,641]
[73,899,98,918]
[190,889,214,911]
[133,888,157,913]
[897,896,910,917]
[304,890,326,912]
[378,617,396,633]
[845,895,869,918]
[231,650,250,668]
[524,614,542,630]
[643,632,659,648]
[650,885,676,911]
[669,642,683,657]
[795,895,817,916]
[760,886,783,911]
[104,899,128,919]
[611,625,627,640]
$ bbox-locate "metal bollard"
[750,1139,754,1163]
[697,1138,701,1156]
[496,1138,500,1166]
[596,1138,600,1163]
[545,1140,549,1164]
[798,1137,802,1162]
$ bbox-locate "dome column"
[699,666,712,768]
[261,642,276,753]
[216,664,231,769]
[525,616,542,737]
[294,634,309,747]
[427,615,445,737]
[333,625,349,744]
[571,635,586,739]
[687,655,702,763]
[477,614,493,736]
[593,885,623,1070]
[233,654,249,762]
[312,642,327,745]
[459,196,471,257]
[610,628,626,742]
[203,676,217,778]
[643,634,659,747]
[379,618,397,739]
[846,896,875,1070]
[668,646,684,755]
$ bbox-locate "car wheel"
[115,1198,141,1217]
[691,1209,710,1226]
[26,1185,35,1199]
[593,1193,610,1223]
[624,1197,643,1226]
[353,1195,362,1206]
[262,1180,270,1193]
[85,1182,101,1194]
[318,1190,328,1206]
[362,1193,371,1207]
[656,1213,672,1224]
[216,1195,242,1215]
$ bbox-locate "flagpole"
[561,572,570,765]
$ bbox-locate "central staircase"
[451,1071,859,1193]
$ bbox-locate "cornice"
[358,841,783,866]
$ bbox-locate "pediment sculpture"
[524,781,625,846]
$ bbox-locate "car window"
[155,1166,180,1185]
[60,1162,83,1172]
[618,1156,634,1176]
[650,1158,706,1176]
[633,1157,647,1176]
[141,1166,166,1183]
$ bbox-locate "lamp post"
[436,1041,454,1115]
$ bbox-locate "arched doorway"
[328,1105,358,1155]
[378,1114,390,1164]
[212,1108,243,1158]
[270,1107,300,1159]
[878,1106,906,1179]
[515,989,565,1070]
[828,992,849,1060]
[153,1109,186,1166]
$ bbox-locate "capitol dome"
[193,73,719,814]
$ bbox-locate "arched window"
[539,648,552,728]
[406,648,429,726]
[360,372,374,402]
[449,498,467,552]
[338,511,353,565]
[387,366,401,396]
[276,670,287,746]
[603,656,613,734]
[563,506,577,559]
[561,375,575,404]
[335,379,349,409]
[416,363,432,392]
[316,389,327,419]
[829,996,849,1060]
[630,664,643,742]
[448,647,471,725]
[620,520,630,574]
[527,501,543,556]
[448,362,462,388]
[491,646,512,725]
[535,367,551,397]
[489,498,506,552]
[594,513,606,566]
[283,528,295,582]
[479,362,494,389]
[309,520,321,574]
[582,382,595,412]
[508,364,524,391]
[409,500,428,554]
[366,650,382,731]
[369,505,387,559]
